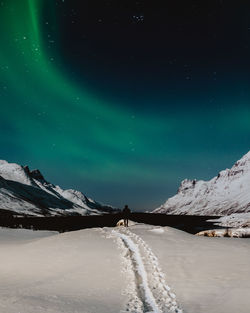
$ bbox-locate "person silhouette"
[122,205,131,227]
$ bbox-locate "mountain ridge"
[153,151,250,220]
[0,160,116,217]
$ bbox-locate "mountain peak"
[233,151,250,169]
[154,151,250,216]
[0,160,32,185]
[23,165,47,183]
[0,160,116,217]
[240,150,250,160]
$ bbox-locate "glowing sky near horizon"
[0,0,250,209]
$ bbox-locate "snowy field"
[0,224,250,313]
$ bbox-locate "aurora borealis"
[0,1,250,210]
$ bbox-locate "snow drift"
[196,227,250,238]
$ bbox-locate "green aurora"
[0,0,250,209]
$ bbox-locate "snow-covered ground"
[0,227,126,313]
[209,212,250,228]
[1,224,250,313]
[126,224,250,313]
[196,227,250,238]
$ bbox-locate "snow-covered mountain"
[154,151,250,219]
[0,160,116,216]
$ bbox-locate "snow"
[113,231,161,313]
[154,151,250,226]
[209,212,250,227]
[0,227,58,244]
[110,228,182,313]
[0,160,34,186]
[0,227,126,313]
[1,224,249,313]
[127,224,250,313]
[196,227,250,238]
[149,228,165,234]
[116,219,137,227]
[0,160,115,216]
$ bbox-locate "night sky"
[0,0,250,210]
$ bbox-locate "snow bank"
[196,227,250,238]
[209,212,250,228]
[149,227,165,234]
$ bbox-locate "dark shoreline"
[0,212,222,234]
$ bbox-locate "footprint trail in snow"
[105,227,183,313]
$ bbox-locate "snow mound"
[196,228,250,238]
[149,227,165,234]
[0,227,126,313]
[116,219,137,227]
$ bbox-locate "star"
[132,14,144,23]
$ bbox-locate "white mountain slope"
[154,151,250,219]
[0,160,116,217]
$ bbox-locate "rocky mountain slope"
[0,160,116,216]
[154,151,250,220]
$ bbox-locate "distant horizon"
[1,149,249,212]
